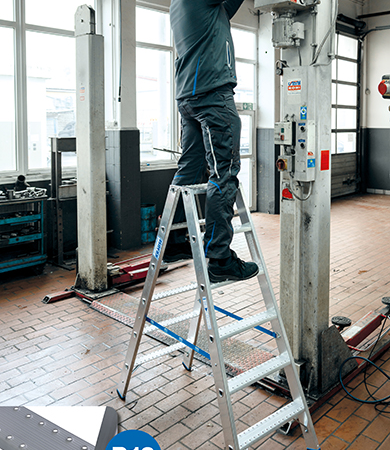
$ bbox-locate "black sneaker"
[208,250,259,283]
[163,241,193,263]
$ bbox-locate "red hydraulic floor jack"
[42,253,157,304]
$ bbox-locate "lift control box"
[274,121,296,146]
[294,120,316,182]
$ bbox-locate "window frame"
[331,31,360,155]
[136,3,178,171]
[0,1,95,184]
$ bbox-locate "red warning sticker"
[321,150,330,171]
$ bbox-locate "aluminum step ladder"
[117,183,320,450]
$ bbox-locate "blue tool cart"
[0,197,47,274]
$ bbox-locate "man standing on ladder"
[165,0,259,284]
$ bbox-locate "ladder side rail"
[117,186,181,399]
[182,186,239,450]
[282,364,321,449]
[182,295,204,370]
[236,186,320,449]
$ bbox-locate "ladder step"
[234,223,252,234]
[219,309,277,340]
[144,310,199,334]
[152,279,238,301]
[228,352,291,395]
[237,398,306,450]
[182,183,208,195]
[135,342,186,366]
[170,218,205,231]
[152,282,198,301]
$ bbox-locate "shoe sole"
[162,254,193,264]
[208,266,259,283]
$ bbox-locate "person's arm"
[223,0,245,19]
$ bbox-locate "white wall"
[361,0,390,128]
[338,0,364,18]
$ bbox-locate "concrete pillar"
[75,6,108,292]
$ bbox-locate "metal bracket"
[75,5,96,36]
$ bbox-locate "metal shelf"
[0,197,47,273]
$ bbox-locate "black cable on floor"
[339,315,390,414]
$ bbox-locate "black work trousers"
[170,86,241,260]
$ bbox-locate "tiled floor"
[1,193,390,449]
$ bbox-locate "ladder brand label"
[153,236,163,260]
[202,297,212,330]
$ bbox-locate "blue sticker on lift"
[300,106,307,120]
[308,158,316,168]
[153,236,163,260]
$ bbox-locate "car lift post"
[254,0,358,397]
[75,6,108,292]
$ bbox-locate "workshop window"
[0,27,16,172]
[231,27,257,210]
[331,33,359,154]
[0,0,89,179]
[232,28,257,104]
[136,6,175,165]
[0,1,13,20]
[26,31,76,170]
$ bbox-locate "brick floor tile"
[23,379,66,401]
[377,432,390,450]
[181,388,217,412]
[122,406,165,431]
[190,441,220,450]
[132,375,170,397]
[47,393,84,406]
[255,437,286,450]
[283,436,307,449]
[181,403,220,430]
[6,367,47,388]
[180,420,222,449]
[50,379,91,401]
[333,414,369,443]
[150,405,190,433]
[240,400,277,427]
[0,380,36,400]
[354,403,380,422]
[210,429,226,449]
[0,394,28,406]
[77,391,113,406]
[153,422,191,449]
[0,368,20,384]
[362,413,390,443]
[23,394,56,406]
[130,390,165,415]
[155,389,193,413]
[348,435,379,450]
[326,397,361,423]
[78,378,117,400]
[66,353,103,372]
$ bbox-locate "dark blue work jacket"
[170,0,245,100]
